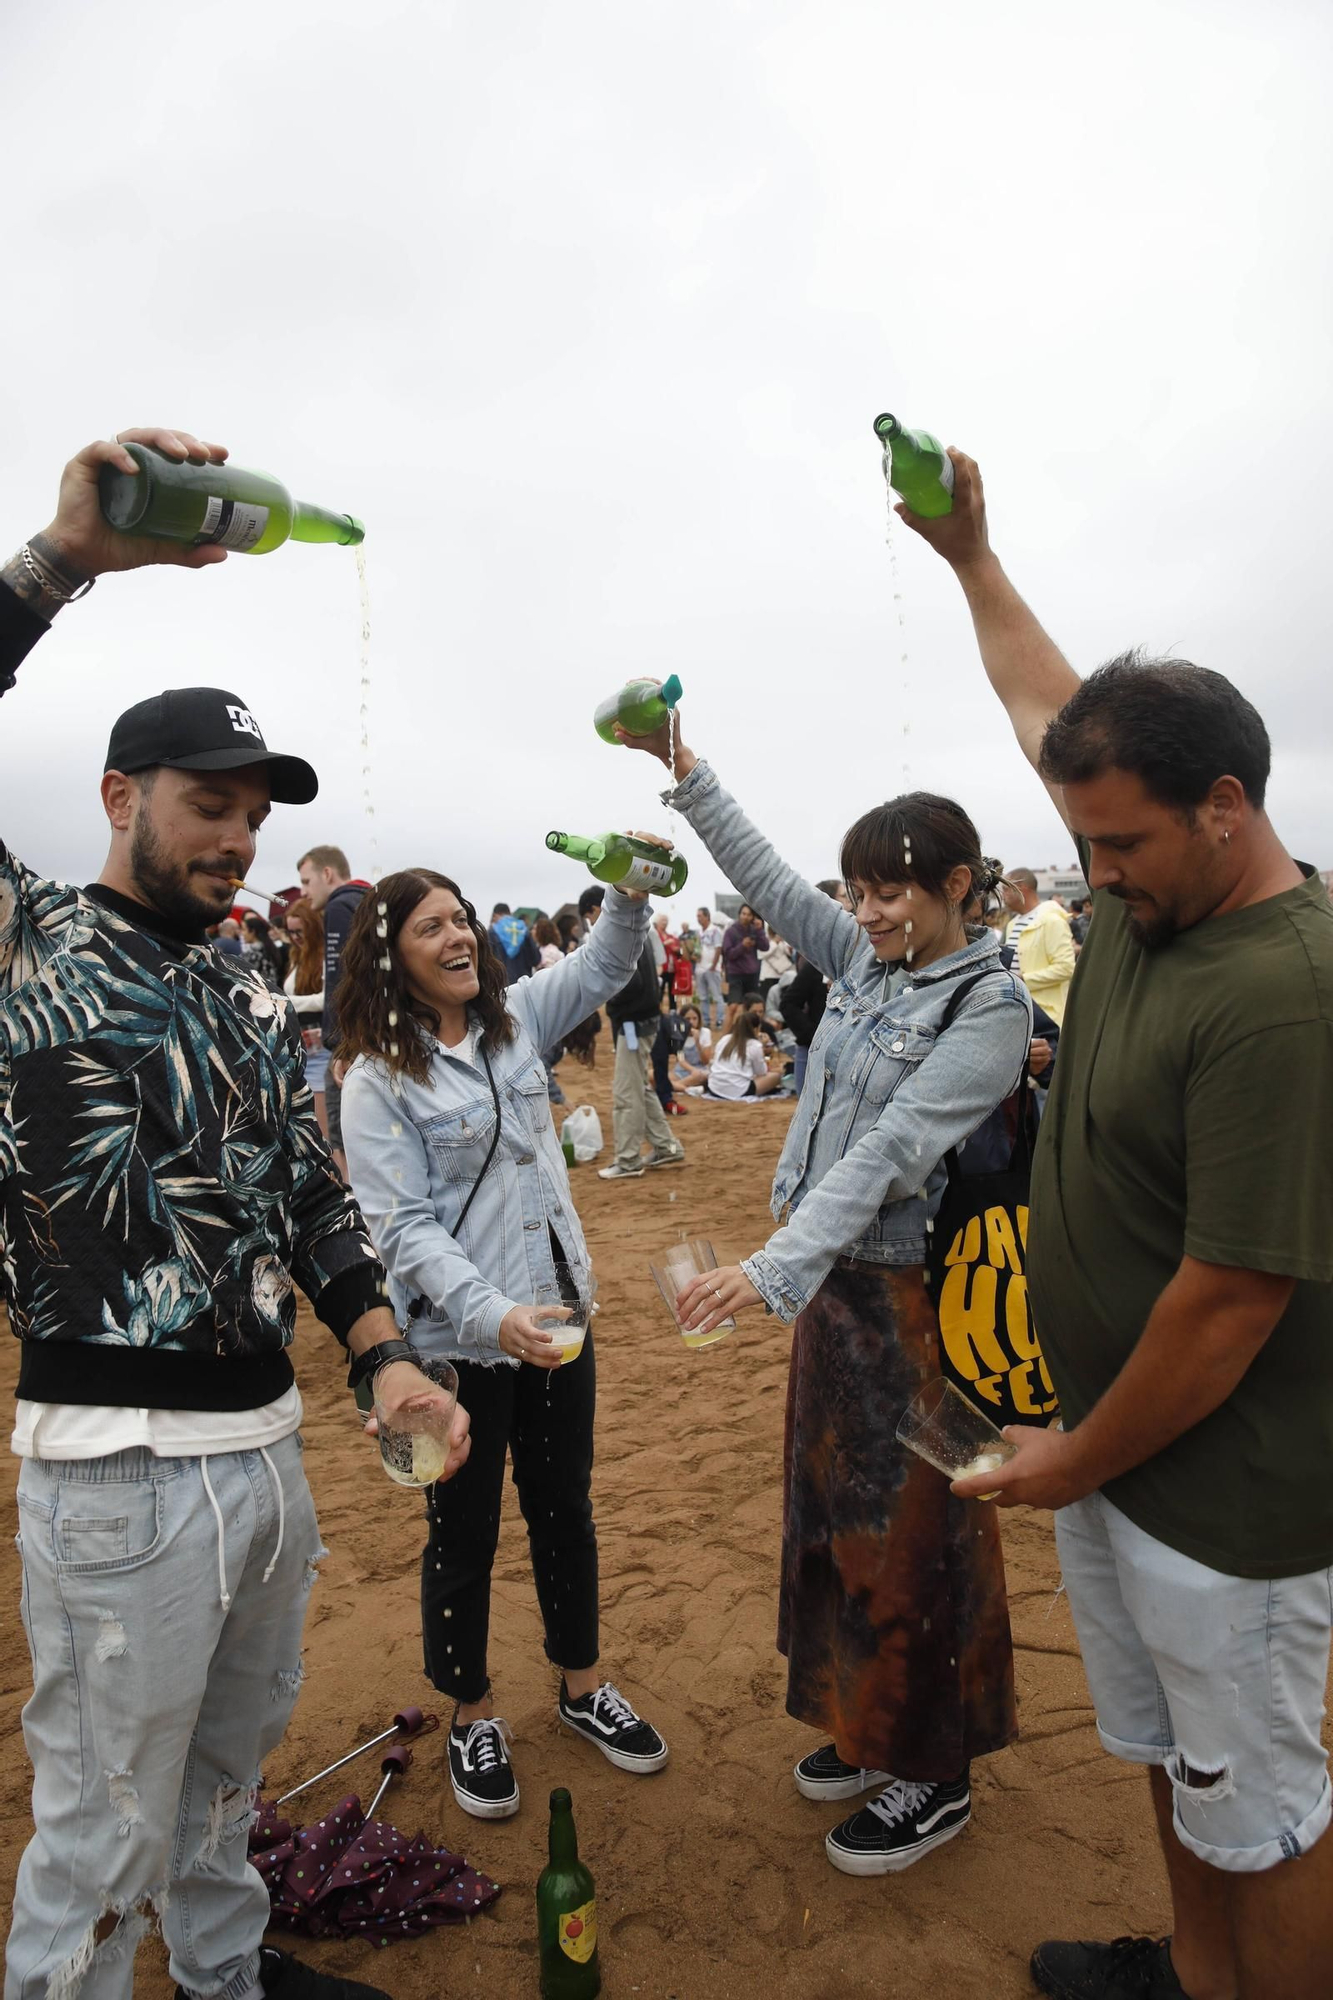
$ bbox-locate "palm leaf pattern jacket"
[0,835,386,1411]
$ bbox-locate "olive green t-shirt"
[1029,857,1333,1579]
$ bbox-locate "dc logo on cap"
[225,704,263,741]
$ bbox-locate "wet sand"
[3,1049,1325,1998]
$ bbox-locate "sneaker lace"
[463,1717,513,1773]
[866,1779,934,1828]
[1100,1938,1174,1990]
[588,1681,638,1731]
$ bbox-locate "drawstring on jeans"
[200,1459,232,1611]
[199,1449,288,1610]
[259,1447,286,1583]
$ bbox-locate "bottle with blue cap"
[593,674,682,746]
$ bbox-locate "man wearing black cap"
[0,429,469,2000]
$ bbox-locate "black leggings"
[421,1331,598,1703]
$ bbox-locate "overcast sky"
[3,0,1330,930]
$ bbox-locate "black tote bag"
[925,975,1060,1431]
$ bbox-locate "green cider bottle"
[873,413,954,519]
[593,674,682,745]
[537,1788,600,1999]
[546,829,688,897]
[98,443,364,555]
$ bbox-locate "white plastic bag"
[562,1104,604,1163]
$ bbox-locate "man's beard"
[1111,892,1177,951]
[130,805,231,931]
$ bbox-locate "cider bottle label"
[196,495,271,552]
[621,855,676,893]
[558,1899,597,1964]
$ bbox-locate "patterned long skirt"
[777,1257,1017,1780]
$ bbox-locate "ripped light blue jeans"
[7,1434,321,2000]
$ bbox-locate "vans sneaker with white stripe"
[825,1770,971,1875]
[558,1678,669,1774]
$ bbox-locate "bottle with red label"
[537,1787,601,1997]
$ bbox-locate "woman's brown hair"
[283,896,324,996]
[840,791,1006,919]
[717,1007,762,1066]
[336,869,516,1083]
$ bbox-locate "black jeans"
[421,1332,599,1703]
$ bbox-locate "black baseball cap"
[104,688,318,805]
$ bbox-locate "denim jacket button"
[523,1219,540,1231]
[517,1153,535,1166]
[891,1039,906,1055]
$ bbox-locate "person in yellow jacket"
[1004,870,1076,1023]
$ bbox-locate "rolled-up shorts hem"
[1095,1723,1168,1766]
[1176,1770,1332,1874]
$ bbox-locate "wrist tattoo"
[1,535,94,622]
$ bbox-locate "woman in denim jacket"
[621,719,1031,1879]
[337,867,669,1824]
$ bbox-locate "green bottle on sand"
[99,443,364,555]
[537,1788,601,1998]
[873,413,954,519]
[546,830,688,898]
[593,674,683,745]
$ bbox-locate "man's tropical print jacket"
[0,836,386,1411]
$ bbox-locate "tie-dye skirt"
[777,1257,1018,1780]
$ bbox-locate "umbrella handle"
[366,1744,413,1822]
[274,1709,437,1806]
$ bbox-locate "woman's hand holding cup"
[499,1304,568,1370]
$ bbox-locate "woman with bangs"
[336,865,669,1827]
[618,719,1031,1879]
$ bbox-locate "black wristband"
[347,1338,418,1391]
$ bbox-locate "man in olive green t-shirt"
[902,457,1332,2000]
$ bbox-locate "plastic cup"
[533,1263,593,1364]
[894,1378,1017,1497]
[375,1356,459,1488]
[650,1240,734,1349]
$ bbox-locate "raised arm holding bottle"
[2,428,462,2000]
[900,447,1333,1998]
[613,703,1030,1881]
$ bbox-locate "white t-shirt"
[698,924,723,973]
[707,1036,768,1100]
[11,1386,303,1461]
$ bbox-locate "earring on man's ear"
[1223,829,1231,845]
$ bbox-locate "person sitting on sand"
[705,1007,785,1100]
[616,712,1031,1879]
[672,1002,713,1088]
[337,864,670,1826]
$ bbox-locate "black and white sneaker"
[447,1714,520,1819]
[794,1743,892,1802]
[558,1678,669,1774]
[825,1771,970,1875]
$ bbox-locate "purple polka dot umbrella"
[248,1784,501,1946]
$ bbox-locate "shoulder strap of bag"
[936,968,1030,1186]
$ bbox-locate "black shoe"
[447,1714,520,1819]
[793,1743,892,1802]
[825,1771,970,1875]
[1030,1937,1185,1998]
[177,1948,392,2000]
[558,1678,669,1773]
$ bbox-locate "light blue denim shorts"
[1055,1490,1332,1873]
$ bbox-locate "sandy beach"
[3,1047,1326,1999]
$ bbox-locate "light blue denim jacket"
[668,760,1032,1322]
[340,885,649,1366]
